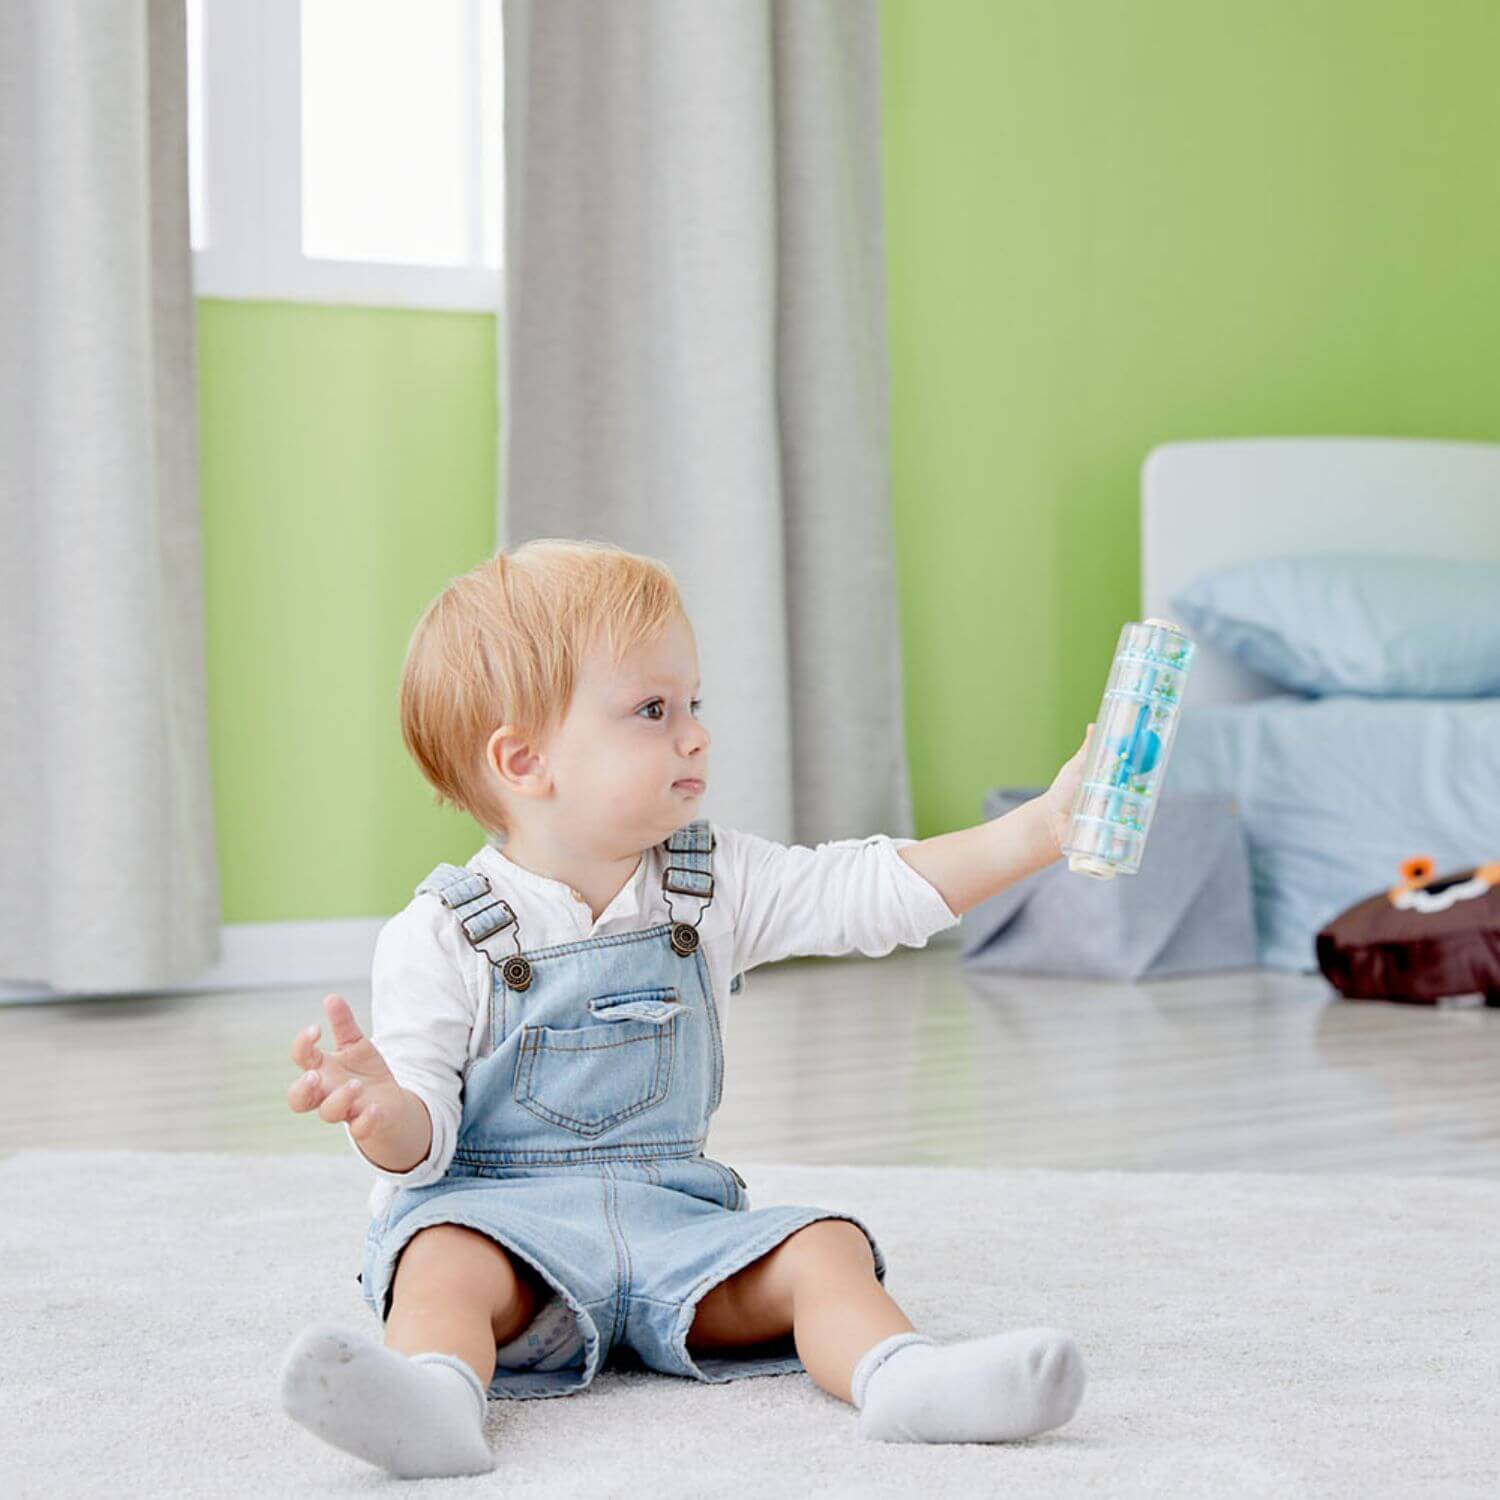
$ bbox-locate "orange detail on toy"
[1385,856,1500,908]
[1388,854,1436,902]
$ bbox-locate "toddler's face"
[528,612,711,852]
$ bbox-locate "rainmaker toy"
[1062,618,1195,880]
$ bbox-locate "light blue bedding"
[1169,552,1500,697]
[1168,695,1500,971]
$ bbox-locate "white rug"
[1,1150,1495,1499]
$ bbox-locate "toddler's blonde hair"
[400,538,687,838]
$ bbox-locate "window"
[187,0,503,311]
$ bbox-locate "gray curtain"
[0,0,220,993]
[500,0,914,846]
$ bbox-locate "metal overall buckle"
[663,829,715,957]
[453,889,533,992]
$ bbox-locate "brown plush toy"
[1316,855,1500,1006]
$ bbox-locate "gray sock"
[280,1323,494,1478]
[851,1326,1086,1443]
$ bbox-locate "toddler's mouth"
[673,778,706,795]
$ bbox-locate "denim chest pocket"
[513,987,687,1137]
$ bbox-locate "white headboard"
[1141,436,1500,706]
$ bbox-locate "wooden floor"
[3,931,1497,1177]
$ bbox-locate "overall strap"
[414,862,533,992]
[662,819,714,957]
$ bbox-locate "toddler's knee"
[786,1218,876,1276]
[392,1224,529,1307]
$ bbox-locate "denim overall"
[359,818,888,1400]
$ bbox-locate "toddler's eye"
[639,698,704,720]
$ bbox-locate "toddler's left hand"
[1033,723,1094,858]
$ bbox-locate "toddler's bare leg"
[784,1222,914,1402]
[691,1218,1085,1443]
[688,1219,910,1403]
[786,1224,912,1398]
[384,1223,545,1389]
[781,1225,1085,1443]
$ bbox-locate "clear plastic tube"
[1062,618,1195,879]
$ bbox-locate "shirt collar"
[473,841,653,926]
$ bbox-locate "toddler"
[279,539,1092,1478]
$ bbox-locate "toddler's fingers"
[287,1068,323,1114]
[289,1024,323,1071]
[317,1076,363,1125]
[346,1088,380,1140]
[323,993,366,1051]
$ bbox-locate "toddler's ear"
[486,724,551,797]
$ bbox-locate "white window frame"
[191,0,503,312]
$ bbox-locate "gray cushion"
[959,789,1258,980]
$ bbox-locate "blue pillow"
[1168,551,1500,697]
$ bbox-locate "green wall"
[199,1,1500,921]
[882,0,1500,833]
[197,301,497,921]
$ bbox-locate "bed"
[1141,437,1500,972]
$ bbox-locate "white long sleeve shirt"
[346,820,961,1220]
